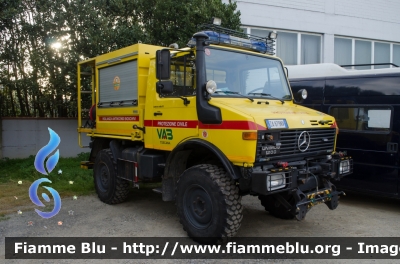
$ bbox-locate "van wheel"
[176,164,243,244]
[94,149,130,204]
[258,194,295,220]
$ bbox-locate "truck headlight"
[267,173,286,191]
[339,160,350,174]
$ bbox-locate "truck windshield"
[205,48,291,100]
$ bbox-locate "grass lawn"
[0,152,94,216]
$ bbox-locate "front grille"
[256,128,336,161]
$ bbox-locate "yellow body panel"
[78,44,163,142]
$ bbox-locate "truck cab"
[77,25,352,243]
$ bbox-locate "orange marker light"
[242,132,258,140]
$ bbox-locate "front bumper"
[251,155,352,196]
[249,154,353,220]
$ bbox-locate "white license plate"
[266,119,288,129]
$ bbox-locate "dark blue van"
[288,63,400,198]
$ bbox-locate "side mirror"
[157,81,173,94]
[156,49,171,80]
[294,89,307,103]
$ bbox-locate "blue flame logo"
[34,128,60,175]
[29,178,62,218]
[30,127,62,218]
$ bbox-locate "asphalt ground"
[1,187,399,263]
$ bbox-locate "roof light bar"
[203,30,270,53]
[188,24,277,55]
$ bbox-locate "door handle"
[154,112,162,116]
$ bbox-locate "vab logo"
[30,128,62,218]
[157,128,173,140]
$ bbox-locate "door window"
[329,106,392,132]
[159,53,196,97]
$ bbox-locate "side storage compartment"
[117,147,165,182]
[138,150,165,181]
[117,146,142,182]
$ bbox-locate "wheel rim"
[183,184,213,229]
[96,162,110,192]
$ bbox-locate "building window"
[394,44,400,67]
[244,28,322,65]
[334,38,352,69]
[276,32,321,65]
[250,28,271,38]
[335,37,399,69]
[276,32,298,65]
[301,34,321,64]
[374,42,390,69]
[355,40,372,70]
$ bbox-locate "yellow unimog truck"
[77,23,352,243]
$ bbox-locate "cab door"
[151,53,198,150]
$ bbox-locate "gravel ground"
[1,187,400,263]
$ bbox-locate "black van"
[288,63,400,198]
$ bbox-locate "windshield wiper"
[214,91,254,102]
[247,93,284,104]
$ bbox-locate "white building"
[225,0,400,69]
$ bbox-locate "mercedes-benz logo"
[298,131,311,152]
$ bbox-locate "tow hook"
[294,189,345,220]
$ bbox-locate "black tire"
[93,149,130,204]
[176,164,243,244]
[258,193,295,220]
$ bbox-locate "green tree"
[0,0,241,117]
[137,0,241,47]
